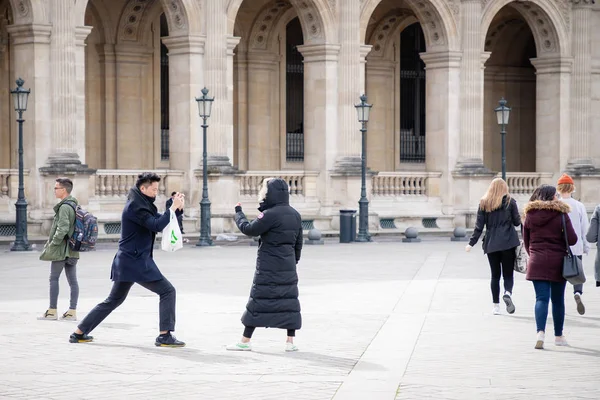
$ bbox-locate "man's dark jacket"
[234,178,303,330]
[110,187,171,282]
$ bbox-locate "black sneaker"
[69,332,94,343]
[155,332,186,347]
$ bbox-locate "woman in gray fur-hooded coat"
[227,178,303,352]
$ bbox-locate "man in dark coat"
[69,172,186,347]
[227,178,303,352]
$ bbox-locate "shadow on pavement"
[560,346,600,359]
[252,350,384,371]
[90,342,250,365]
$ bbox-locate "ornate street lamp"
[195,87,214,247]
[354,94,372,243]
[10,77,31,251]
[494,98,511,181]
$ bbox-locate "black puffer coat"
[469,195,521,254]
[234,178,303,330]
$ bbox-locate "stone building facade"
[0,0,599,236]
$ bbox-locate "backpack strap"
[62,200,77,212]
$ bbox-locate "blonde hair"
[258,177,276,203]
[557,183,575,195]
[479,178,510,212]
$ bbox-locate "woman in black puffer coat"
[227,178,303,352]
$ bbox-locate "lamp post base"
[195,238,213,247]
[354,235,372,243]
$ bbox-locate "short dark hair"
[135,172,161,189]
[529,184,557,202]
[55,178,73,194]
[171,191,177,197]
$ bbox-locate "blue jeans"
[532,280,567,336]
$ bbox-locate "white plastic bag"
[161,212,183,252]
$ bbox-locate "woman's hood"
[523,200,570,227]
[259,178,290,211]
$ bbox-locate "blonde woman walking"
[466,178,521,315]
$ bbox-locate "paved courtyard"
[2,240,600,400]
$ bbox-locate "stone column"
[455,0,490,174]
[567,0,595,173]
[97,44,117,169]
[75,26,92,165]
[45,1,84,168]
[420,51,462,214]
[298,44,340,209]
[203,0,235,171]
[334,1,362,172]
[247,51,279,170]
[359,45,372,94]
[530,57,573,174]
[365,59,395,172]
[235,51,249,171]
[7,24,52,210]
[162,35,205,194]
[114,44,154,169]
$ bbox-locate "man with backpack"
[39,178,81,321]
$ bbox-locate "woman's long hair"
[479,178,510,212]
[529,184,557,202]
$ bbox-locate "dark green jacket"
[39,196,80,261]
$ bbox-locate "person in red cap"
[556,173,589,315]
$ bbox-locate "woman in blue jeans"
[523,185,577,349]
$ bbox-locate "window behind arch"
[286,17,304,162]
[160,13,169,161]
[400,23,426,163]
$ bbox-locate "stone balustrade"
[497,173,554,195]
[94,170,183,198]
[0,169,30,198]
[372,172,442,196]
[238,171,308,197]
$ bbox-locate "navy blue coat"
[110,188,171,282]
[234,178,303,330]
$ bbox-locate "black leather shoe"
[155,332,186,347]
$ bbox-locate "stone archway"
[227,0,335,44]
[360,0,459,52]
[481,0,569,58]
[481,0,570,174]
[8,0,48,25]
[75,0,201,36]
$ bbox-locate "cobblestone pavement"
[1,241,599,400]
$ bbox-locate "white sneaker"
[285,342,298,352]
[226,342,252,351]
[502,292,516,314]
[492,304,501,315]
[555,336,569,347]
[535,331,545,349]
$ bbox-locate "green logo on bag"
[171,230,178,245]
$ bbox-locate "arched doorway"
[84,0,171,170]
[483,6,537,173]
[364,3,435,172]
[232,0,309,171]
